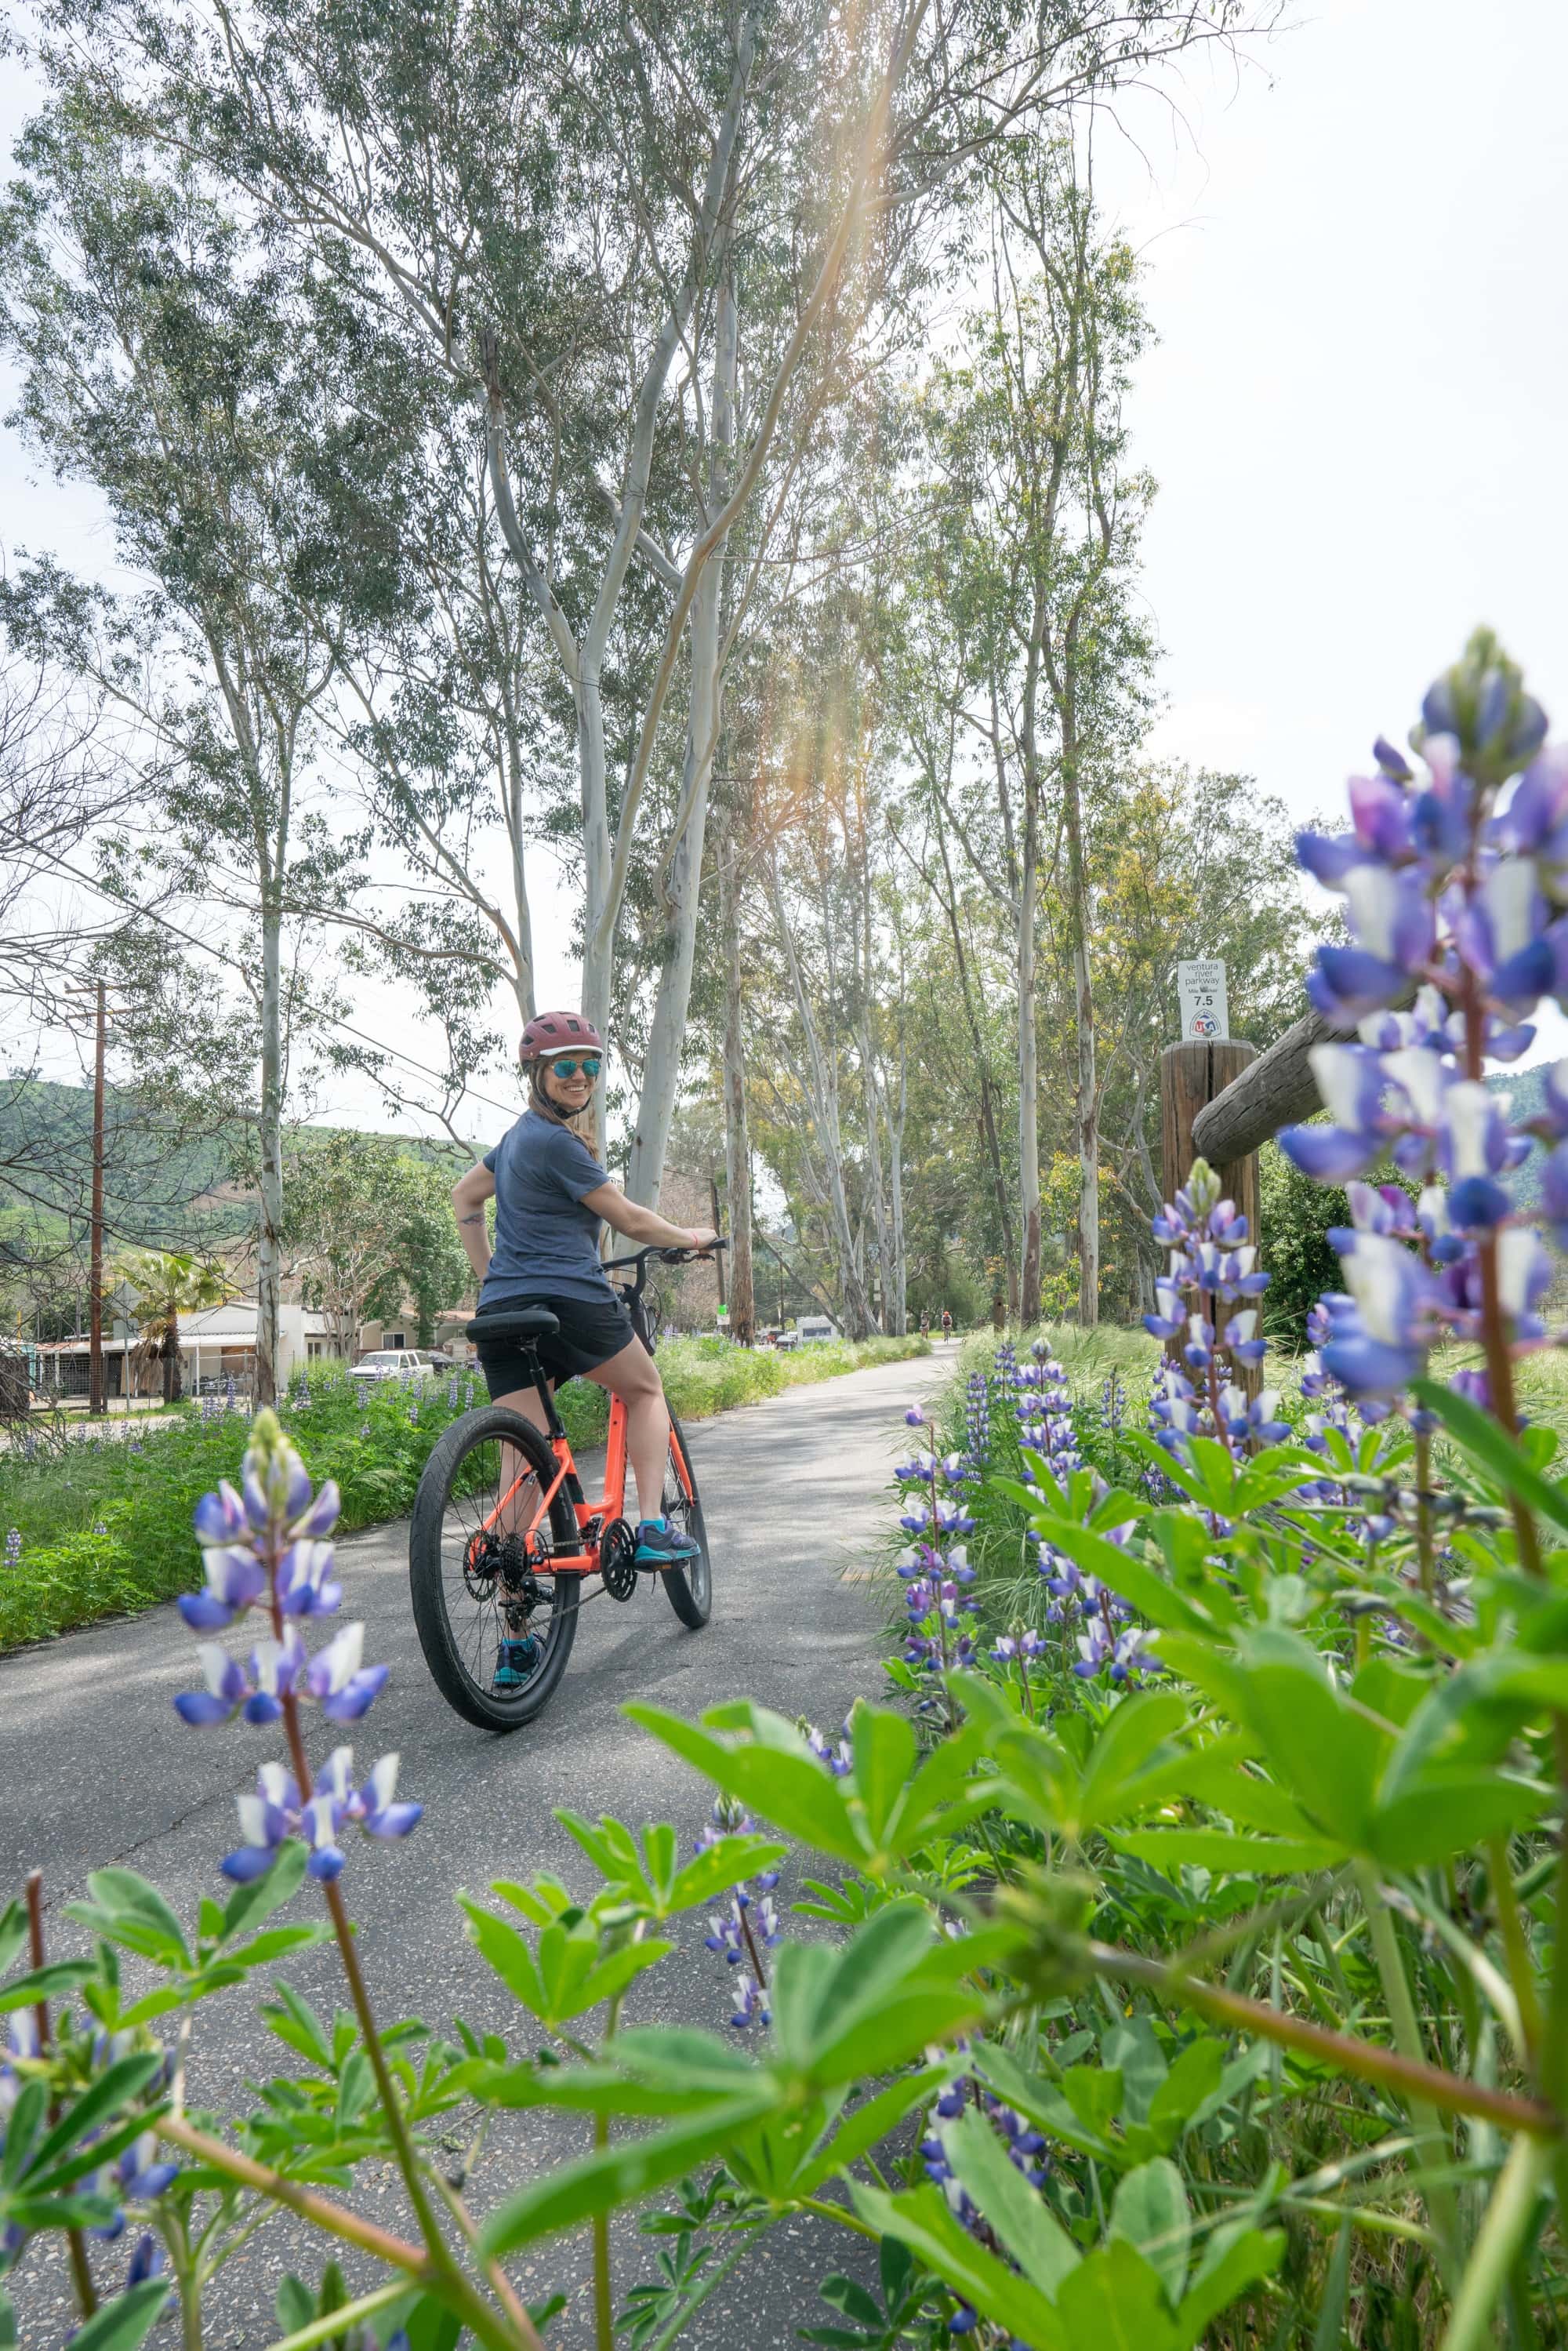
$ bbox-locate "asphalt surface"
[2,1343,956,2348]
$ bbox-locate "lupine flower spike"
[173,1411,419,1883]
[1283,632,1559,1410]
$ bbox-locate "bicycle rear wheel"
[408,1407,580,1730]
[659,1410,711,1630]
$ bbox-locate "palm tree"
[120,1252,236,1402]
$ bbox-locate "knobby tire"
[408,1406,580,1731]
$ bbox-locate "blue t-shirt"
[480,1111,614,1305]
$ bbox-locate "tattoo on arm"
[458,1212,485,1227]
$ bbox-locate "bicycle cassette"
[598,1517,638,1601]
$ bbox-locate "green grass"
[920,1319,1568,1633]
[0,1333,928,1651]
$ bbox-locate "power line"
[16,844,525,1131]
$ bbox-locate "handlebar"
[603,1237,728,1292]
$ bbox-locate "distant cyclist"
[940,1308,953,1341]
[919,1309,930,1338]
[451,1011,717,1662]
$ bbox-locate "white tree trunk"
[720,841,756,1344]
[625,267,738,1206]
[887,1018,908,1337]
[1061,695,1098,1323]
[256,900,284,1404]
[1017,819,1041,1324]
[768,863,875,1339]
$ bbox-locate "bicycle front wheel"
[659,1410,711,1630]
[408,1407,580,1730]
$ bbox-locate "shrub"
[0,1338,928,1651]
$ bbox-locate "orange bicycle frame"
[478,1393,696,1575]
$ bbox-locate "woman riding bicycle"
[451,1009,717,1616]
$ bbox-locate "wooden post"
[1161,1040,1262,1386]
[1160,1040,1260,1232]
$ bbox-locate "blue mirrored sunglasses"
[546,1055,601,1079]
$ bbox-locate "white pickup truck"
[351,1348,450,1385]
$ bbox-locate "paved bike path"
[3,1343,955,2348]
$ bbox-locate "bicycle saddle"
[466,1308,561,1343]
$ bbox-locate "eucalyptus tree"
[25,0,1277,1196]
[1055,762,1310,1310]
[916,142,1155,1322]
[0,134,411,1400]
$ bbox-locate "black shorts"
[474,1293,638,1397]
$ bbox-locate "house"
[34,1299,333,1400]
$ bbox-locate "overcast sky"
[5,0,1567,1121]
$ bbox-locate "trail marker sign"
[1176,960,1229,1042]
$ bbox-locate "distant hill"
[0,1077,246,1255]
[0,1077,470,1261]
[1488,1063,1557,1210]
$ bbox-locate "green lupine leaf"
[26,2054,163,2184]
[73,1870,193,1969]
[1055,2240,1178,2350]
[45,2279,171,2351]
[1076,1693,1191,1827]
[850,2182,1067,2347]
[1144,2040,1224,2152]
[0,2080,45,2186]
[1412,1379,1568,1535]
[625,1704,865,1865]
[1175,2224,1285,2349]
[848,1705,919,1848]
[0,1902,29,1982]
[942,2107,1080,2296]
[0,1960,94,2013]
[561,1939,673,2021]
[1023,1513,1218,1638]
[1110,2160,1190,2306]
[794,2063,949,2194]
[457,1899,547,2017]
[1112,1829,1345,1874]
[218,1840,310,1942]
[480,2097,775,2254]
[971,2043,1118,2162]
[664,1837,788,1917]
[1370,1772,1548,1870]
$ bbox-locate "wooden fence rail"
[1188,1008,1337,1165]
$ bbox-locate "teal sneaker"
[633,1517,699,1566]
[493,1636,539,1690]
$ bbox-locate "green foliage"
[0,1339,927,1651]
[12,1336,1567,2351]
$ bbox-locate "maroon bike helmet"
[519,1009,604,1062]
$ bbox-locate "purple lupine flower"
[222,1761,303,1880]
[175,1641,251,1726]
[125,2233,165,2287]
[1142,1160,1274,1456]
[340,1750,423,1839]
[242,1630,307,1724]
[730,1978,770,2030]
[303,1622,390,1722]
[176,1412,414,1886]
[222,1746,418,1882]
[113,2132,179,2204]
[4,1528,20,1572]
[804,1722,853,1776]
[1283,637,1568,1404]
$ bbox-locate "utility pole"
[89,979,107,1418]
